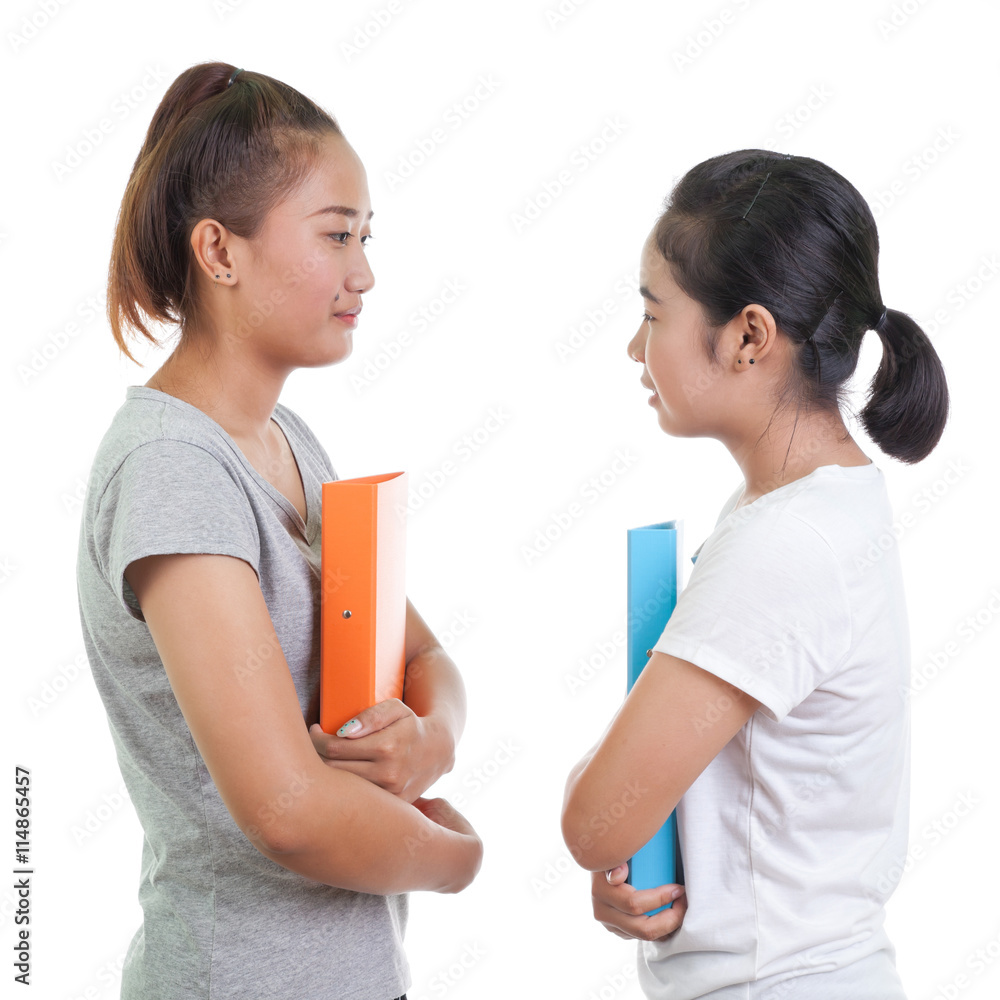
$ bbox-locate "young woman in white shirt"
[562,149,948,999]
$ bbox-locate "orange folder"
[319,471,408,734]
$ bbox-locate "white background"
[3,0,998,997]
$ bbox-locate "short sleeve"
[652,507,852,723]
[94,439,262,622]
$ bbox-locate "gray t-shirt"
[76,385,409,1000]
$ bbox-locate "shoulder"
[84,389,252,522]
[701,463,889,567]
[691,483,744,563]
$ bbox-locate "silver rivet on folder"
[342,610,352,619]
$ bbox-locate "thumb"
[335,698,409,738]
[605,863,629,886]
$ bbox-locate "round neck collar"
[734,459,879,512]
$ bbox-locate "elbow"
[237,772,322,858]
[561,792,618,873]
[561,802,626,873]
[254,823,302,857]
[561,798,593,868]
[242,810,305,858]
[562,780,677,873]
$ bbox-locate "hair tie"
[875,306,888,332]
[227,67,244,87]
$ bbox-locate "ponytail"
[859,308,950,464]
[107,61,342,364]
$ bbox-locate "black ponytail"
[652,149,950,465]
[860,308,949,464]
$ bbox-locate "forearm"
[562,712,643,872]
[401,642,466,773]
[246,757,480,894]
[562,755,641,873]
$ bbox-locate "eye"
[327,232,375,247]
[641,312,654,323]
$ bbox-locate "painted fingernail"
[337,719,362,737]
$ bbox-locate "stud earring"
[749,358,755,364]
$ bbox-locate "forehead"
[639,231,679,301]
[278,133,372,220]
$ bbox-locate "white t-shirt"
[640,461,911,1000]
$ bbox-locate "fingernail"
[671,887,684,899]
[337,719,362,737]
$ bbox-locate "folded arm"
[126,552,481,895]
[561,650,760,873]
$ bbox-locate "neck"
[724,405,869,504]
[144,331,290,448]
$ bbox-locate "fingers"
[308,723,378,763]
[591,869,687,943]
[334,698,412,739]
[594,887,687,942]
[412,795,447,824]
[605,863,629,886]
[412,797,475,837]
[308,707,430,800]
[310,710,417,764]
[593,870,683,914]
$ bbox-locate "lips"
[334,304,362,318]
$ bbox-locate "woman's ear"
[725,302,778,367]
[190,217,237,286]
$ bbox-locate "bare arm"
[125,552,482,895]
[400,598,466,772]
[562,650,760,873]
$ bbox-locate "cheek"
[647,336,703,413]
[293,263,339,310]
[644,333,673,387]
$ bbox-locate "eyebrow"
[307,205,375,220]
[639,285,662,305]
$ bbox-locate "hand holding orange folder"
[320,471,408,735]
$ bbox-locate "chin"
[656,407,697,439]
[298,340,353,370]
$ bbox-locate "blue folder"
[626,519,684,914]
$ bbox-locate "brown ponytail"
[107,61,342,363]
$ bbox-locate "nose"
[345,241,375,294]
[627,320,646,363]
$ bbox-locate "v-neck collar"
[126,386,316,547]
